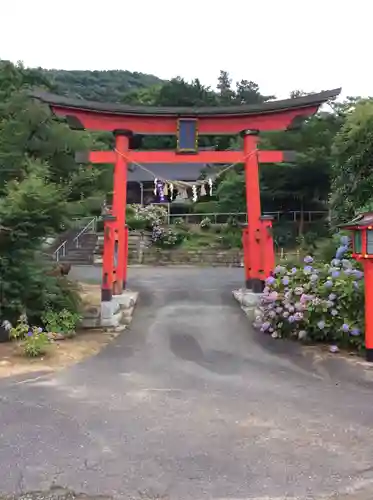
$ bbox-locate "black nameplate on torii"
[176,118,199,154]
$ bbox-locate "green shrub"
[151,226,185,248]
[23,327,50,357]
[226,215,239,227]
[127,216,147,230]
[10,319,50,357]
[172,217,189,231]
[192,201,219,214]
[42,308,81,337]
[200,217,212,230]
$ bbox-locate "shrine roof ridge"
[31,88,341,117]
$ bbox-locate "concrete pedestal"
[100,291,137,328]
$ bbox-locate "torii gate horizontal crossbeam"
[76,150,296,165]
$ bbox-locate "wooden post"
[112,130,131,292]
[243,130,263,292]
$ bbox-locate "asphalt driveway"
[1,266,373,500]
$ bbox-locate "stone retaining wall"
[141,248,243,266]
[94,234,243,267]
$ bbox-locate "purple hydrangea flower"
[310,273,319,282]
[328,293,337,301]
[291,267,297,275]
[341,323,349,332]
[288,315,296,323]
[332,270,340,278]
[37,327,43,333]
[324,280,333,288]
[303,265,313,274]
[312,298,322,306]
[282,276,290,286]
[294,312,304,321]
[268,291,279,301]
[261,322,270,332]
[353,270,363,280]
[27,331,33,337]
[274,265,286,275]
[317,320,325,330]
[350,328,360,336]
[331,259,341,267]
[342,259,352,269]
[266,276,276,285]
[304,255,314,264]
[331,309,338,316]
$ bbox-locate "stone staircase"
[53,218,98,265]
[94,231,151,265]
[59,232,98,265]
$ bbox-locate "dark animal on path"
[47,263,72,277]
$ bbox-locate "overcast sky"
[1,0,371,100]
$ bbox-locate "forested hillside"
[41,68,163,102]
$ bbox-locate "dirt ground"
[0,282,120,379]
[0,329,118,379]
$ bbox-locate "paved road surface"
[1,266,373,500]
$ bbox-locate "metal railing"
[168,211,328,225]
[73,217,97,249]
[52,217,97,262]
[53,240,68,262]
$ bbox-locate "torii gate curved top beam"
[32,88,341,134]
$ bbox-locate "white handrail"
[73,216,97,249]
[52,217,97,261]
[53,240,67,262]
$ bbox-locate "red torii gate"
[34,89,340,301]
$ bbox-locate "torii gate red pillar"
[33,88,341,301]
[102,130,130,300]
[243,130,261,289]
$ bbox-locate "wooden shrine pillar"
[242,129,269,293]
[101,130,130,301]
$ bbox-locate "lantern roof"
[340,211,373,229]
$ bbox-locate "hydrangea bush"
[200,217,212,230]
[256,236,365,351]
[151,225,185,248]
[128,204,168,230]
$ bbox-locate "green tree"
[235,79,275,104]
[217,70,235,105]
[330,98,373,225]
[0,60,87,325]
[0,167,79,324]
